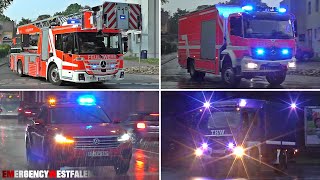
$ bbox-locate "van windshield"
[208,111,241,129]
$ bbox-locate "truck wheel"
[266,71,286,86]
[48,64,63,86]
[222,63,241,87]
[114,160,130,175]
[189,60,205,80]
[274,150,287,174]
[17,61,24,77]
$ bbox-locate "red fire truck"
[178,5,296,86]
[10,2,141,86]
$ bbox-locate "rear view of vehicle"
[18,104,40,122]
[0,93,20,118]
[122,112,159,143]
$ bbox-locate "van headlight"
[118,134,131,142]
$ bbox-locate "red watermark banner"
[2,170,91,178]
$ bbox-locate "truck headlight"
[247,62,258,69]
[118,134,131,142]
[54,134,74,144]
[195,148,203,157]
[233,146,245,157]
[288,62,296,68]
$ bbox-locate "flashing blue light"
[279,8,287,13]
[239,99,247,107]
[67,18,81,24]
[242,5,253,11]
[86,125,93,130]
[120,15,126,20]
[291,103,297,109]
[216,5,244,18]
[282,49,289,55]
[203,102,210,108]
[256,48,265,55]
[77,95,96,106]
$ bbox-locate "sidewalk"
[161,52,177,65]
[0,56,8,66]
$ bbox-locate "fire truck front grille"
[73,136,120,149]
[84,60,118,74]
[252,47,293,60]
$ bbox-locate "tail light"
[18,108,23,112]
[137,122,146,129]
[25,111,32,114]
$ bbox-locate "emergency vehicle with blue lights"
[25,96,132,175]
[10,2,141,85]
[194,99,299,176]
[178,5,296,86]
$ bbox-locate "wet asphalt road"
[0,63,159,89]
[161,57,320,89]
[0,118,159,180]
[162,161,320,180]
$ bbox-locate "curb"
[161,56,176,65]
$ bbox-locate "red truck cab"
[25,96,132,175]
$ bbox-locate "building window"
[308,1,312,14]
[317,0,320,12]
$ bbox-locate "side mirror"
[124,42,128,53]
[34,119,44,125]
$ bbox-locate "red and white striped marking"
[103,2,117,29]
[129,4,141,30]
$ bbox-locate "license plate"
[268,63,280,67]
[87,151,109,157]
[98,77,108,81]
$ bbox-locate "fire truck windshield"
[244,18,294,39]
[207,111,241,129]
[76,33,122,55]
[50,106,112,124]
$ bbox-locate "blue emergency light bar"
[67,18,81,24]
[216,5,244,18]
[120,15,126,20]
[77,95,96,106]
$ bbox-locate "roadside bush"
[0,44,11,58]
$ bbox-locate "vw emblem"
[271,49,276,55]
[93,138,100,145]
[100,61,107,68]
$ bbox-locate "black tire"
[189,60,205,80]
[114,160,130,175]
[221,62,241,87]
[17,60,24,77]
[48,64,63,86]
[266,71,286,86]
[274,150,287,174]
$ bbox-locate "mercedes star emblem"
[100,61,107,68]
[93,138,100,145]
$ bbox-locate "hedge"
[0,44,11,58]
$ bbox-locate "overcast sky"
[4,0,140,22]
[162,0,282,14]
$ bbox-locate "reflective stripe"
[178,45,200,49]
[227,46,249,50]
[266,140,281,145]
[179,17,187,21]
[266,140,296,146]
[282,141,296,146]
[199,9,217,16]
[62,61,78,67]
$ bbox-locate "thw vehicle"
[0,93,20,118]
[178,5,296,86]
[10,2,141,85]
[25,96,132,174]
[194,99,299,176]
